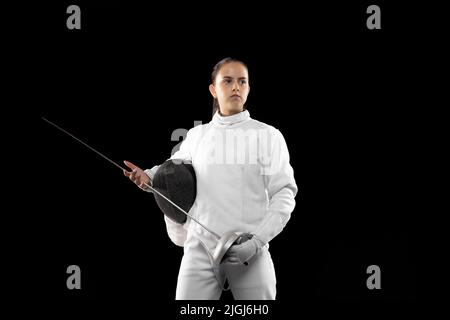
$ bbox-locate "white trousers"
[175,236,277,300]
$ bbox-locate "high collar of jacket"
[212,109,251,127]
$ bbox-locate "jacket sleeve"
[142,126,194,189]
[143,128,195,246]
[253,128,298,245]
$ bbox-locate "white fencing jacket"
[145,110,297,256]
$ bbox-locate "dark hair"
[211,57,248,116]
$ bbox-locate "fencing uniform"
[145,110,297,300]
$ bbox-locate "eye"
[224,79,231,84]
[240,80,247,85]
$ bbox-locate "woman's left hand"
[223,235,263,265]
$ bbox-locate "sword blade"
[42,117,220,239]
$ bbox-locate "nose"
[232,80,240,91]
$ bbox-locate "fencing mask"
[152,160,196,224]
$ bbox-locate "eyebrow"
[223,76,248,80]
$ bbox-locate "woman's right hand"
[123,160,150,190]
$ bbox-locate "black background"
[7,0,439,317]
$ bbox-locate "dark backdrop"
[8,0,426,317]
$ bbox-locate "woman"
[123,58,297,300]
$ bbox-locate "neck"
[219,108,244,117]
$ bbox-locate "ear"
[209,84,217,98]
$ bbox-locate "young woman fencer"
[123,58,297,300]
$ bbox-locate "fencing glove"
[223,233,264,265]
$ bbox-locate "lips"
[231,95,241,99]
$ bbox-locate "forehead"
[218,62,248,78]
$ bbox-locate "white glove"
[223,234,263,265]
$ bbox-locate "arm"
[143,128,195,246]
[253,128,298,245]
[142,126,195,191]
